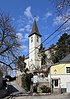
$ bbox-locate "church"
[16,18,56,79]
[16,18,55,89]
[16,18,55,86]
[16,18,55,90]
[24,18,55,72]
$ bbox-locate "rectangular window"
[66,67,70,73]
[31,37,33,43]
[54,80,58,87]
[52,79,59,88]
[37,36,39,42]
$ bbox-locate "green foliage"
[17,55,26,72]
[40,85,51,93]
[51,33,70,63]
[38,43,46,65]
[21,73,33,91]
[33,83,39,92]
[21,74,26,89]
[33,86,37,92]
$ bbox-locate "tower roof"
[29,18,41,37]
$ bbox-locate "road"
[14,93,70,99]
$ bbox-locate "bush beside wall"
[40,85,51,93]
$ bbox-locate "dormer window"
[31,37,33,43]
[37,36,39,42]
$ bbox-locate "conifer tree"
[51,33,70,63]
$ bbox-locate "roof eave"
[28,32,42,37]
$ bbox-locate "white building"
[25,18,54,72]
[49,54,70,93]
[16,18,55,86]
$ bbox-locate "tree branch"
[0,61,13,70]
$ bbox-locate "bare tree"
[51,0,70,13]
[55,0,70,13]
[50,0,70,32]
[0,12,20,70]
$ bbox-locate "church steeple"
[29,17,41,71]
[29,18,41,37]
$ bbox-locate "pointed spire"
[29,17,41,37]
[31,17,39,33]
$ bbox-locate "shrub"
[33,83,38,92]
[40,85,51,93]
[21,73,33,91]
[33,85,37,92]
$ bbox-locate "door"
[52,79,60,93]
[67,83,70,93]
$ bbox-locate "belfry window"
[31,37,33,43]
[37,36,39,42]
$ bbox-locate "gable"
[51,63,70,74]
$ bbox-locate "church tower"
[29,18,41,71]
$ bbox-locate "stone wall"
[53,88,60,94]
[16,75,22,87]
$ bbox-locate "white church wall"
[24,19,55,71]
[29,34,41,71]
[25,58,29,69]
[45,50,53,66]
[45,50,51,59]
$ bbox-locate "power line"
[26,29,70,59]
[26,17,70,57]
[45,32,63,45]
[42,18,70,44]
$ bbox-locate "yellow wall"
[50,63,70,74]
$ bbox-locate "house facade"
[49,54,70,93]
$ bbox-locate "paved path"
[14,93,70,99]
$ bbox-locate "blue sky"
[0,0,70,56]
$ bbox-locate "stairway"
[7,81,25,93]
